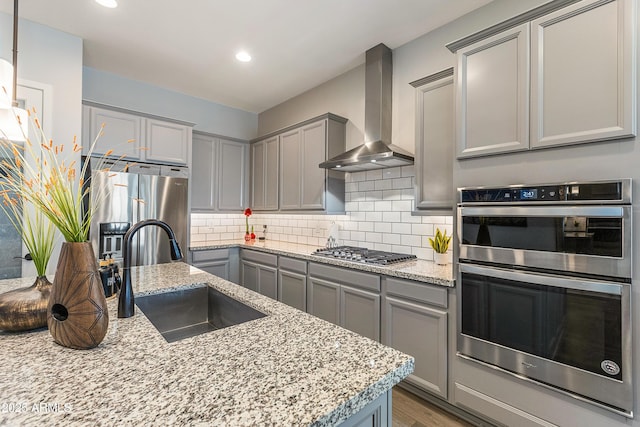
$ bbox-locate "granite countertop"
[0,263,413,426]
[189,240,455,287]
[190,240,455,287]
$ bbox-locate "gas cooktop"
[312,246,417,265]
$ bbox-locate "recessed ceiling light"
[235,51,252,62]
[96,0,118,8]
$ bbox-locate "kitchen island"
[0,263,413,426]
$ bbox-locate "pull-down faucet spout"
[118,219,183,318]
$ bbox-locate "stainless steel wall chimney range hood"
[319,43,414,172]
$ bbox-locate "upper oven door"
[457,205,632,279]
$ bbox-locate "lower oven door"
[458,263,632,416]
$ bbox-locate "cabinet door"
[240,260,259,292]
[300,120,326,210]
[530,0,636,148]
[198,261,230,281]
[145,119,190,165]
[191,134,216,211]
[280,129,301,210]
[308,277,340,325]
[414,71,454,212]
[251,136,279,211]
[86,106,142,159]
[456,23,530,158]
[218,139,248,211]
[383,296,448,398]
[264,137,280,210]
[278,270,307,311]
[251,141,266,210]
[258,265,278,300]
[341,285,380,342]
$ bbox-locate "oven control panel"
[460,180,628,204]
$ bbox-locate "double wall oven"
[457,179,633,417]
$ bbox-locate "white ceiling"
[0,0,491,113]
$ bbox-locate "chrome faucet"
[118,219,183,318]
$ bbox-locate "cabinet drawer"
[241,249,278,267]
[384,277,447,308]
[309,263,380,293]
[192,248,230,264]
[279,256,307,274]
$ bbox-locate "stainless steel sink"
[135,285,267,343]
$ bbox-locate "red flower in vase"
[243,208,252,240]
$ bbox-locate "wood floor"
[392,387,473,427]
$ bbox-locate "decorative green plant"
[428,228,452,254]
[0,190,55,277]
[0,109,126,243]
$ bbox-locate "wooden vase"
[47,242,109,349]
[0,276,52,331]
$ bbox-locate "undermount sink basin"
[135,285,267,343]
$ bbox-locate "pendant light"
[0,0,28,142]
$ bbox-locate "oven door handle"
[459,206,625,218]
[459,263,623,295]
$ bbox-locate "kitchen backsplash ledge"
[191,165,453,261]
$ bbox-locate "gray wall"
[1,13,83,277]
[83,67,258,140]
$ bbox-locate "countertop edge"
[189,241,455,288]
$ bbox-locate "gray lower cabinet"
[190,248,239,284]
[308,263,381,342]
[382,277,448,399]
[192,132,249,212]
[338,390,391,427]
[278,256,308,311]
[240,249,278,299]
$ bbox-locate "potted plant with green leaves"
[0,109,126,348]
[428,228,452,265]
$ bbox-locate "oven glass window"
[461,216,622,257]
[461,272,623,380]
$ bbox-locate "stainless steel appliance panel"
[88,159,188,267]
[458,263,632,416]
[137,174,188,266]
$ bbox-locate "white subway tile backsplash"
[365,211,383,222]
[382,168,401,179]
[190,165,453,261]
[374,179,393,191]
[392,200,412,212]
[374,201,392,212]
[366,170,383,181]
[392,177,412,190]
[358,180,375,191]
[392,223,412,235]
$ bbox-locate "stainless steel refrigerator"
[87,158,188,266]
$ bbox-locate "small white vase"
[434,252,448,265]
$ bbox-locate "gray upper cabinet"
[412,69,455,212]
[250,113,346,214]
[83,104,191,165]
[530,0,636,149]
[192,132,248,212]
[453,0,636,158]
[455,23,530,158]
[251,136,279,211]
[280,120,327,210]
